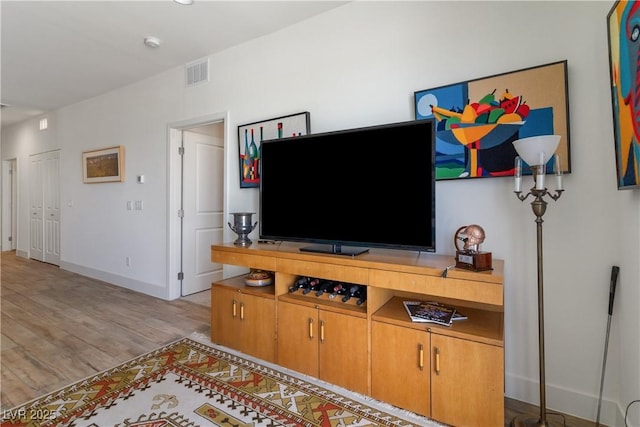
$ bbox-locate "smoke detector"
[144,36,162,48]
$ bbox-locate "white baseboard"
[505,372,626,426]
[59,261,170,300]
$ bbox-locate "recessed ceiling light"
[144,36,162,48]
[174,0,194,5]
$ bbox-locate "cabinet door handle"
[308,318,314,340]
[240,302,245,321]
[232,300,237,318]
[320,320,325,343]
[418,344,424,371]
[434,347,440,375]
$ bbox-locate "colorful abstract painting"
[414,61,570,180]
[607,0,640,190]
[237,112,310,188]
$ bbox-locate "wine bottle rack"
[287,276,367,307]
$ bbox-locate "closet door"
[29,151,60,265]
[43,152,60,265]
[29,155,44,261]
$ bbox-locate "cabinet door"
[239,293,275,363]
[277,301,318,377]
[211,286,239,348]
[371,321,430,417]
[431,334,504,427]
[318,310,368,395]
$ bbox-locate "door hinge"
[178,146,184,156]
[178,272,184,280]
[8,236,12,242]
[178,209,184,218]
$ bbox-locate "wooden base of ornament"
[455,251,493,272]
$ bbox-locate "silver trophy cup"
[228,212,258,247]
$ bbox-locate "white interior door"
[43,153,60,264]
[3,159,18,251]
[181,130,224,295]
[11,159,17,250]
[30,154,44,261]
[29,150,60,265]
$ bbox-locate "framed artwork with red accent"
[237,112,310,188]
[414,61,570,181]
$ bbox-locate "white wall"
[1,2,638,425]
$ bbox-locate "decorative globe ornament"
[454,224,492,271]
[228,212,257,247]
[455,224,486,253]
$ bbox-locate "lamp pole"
[512,166,563,427]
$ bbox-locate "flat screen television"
[259,119,436,256]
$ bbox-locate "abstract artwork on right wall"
[415,61,570,181]
[607,0,640,190]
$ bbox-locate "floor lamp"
[511,135,564,427]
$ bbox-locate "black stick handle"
[608,266,620,316]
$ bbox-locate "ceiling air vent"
[186,58,209,87]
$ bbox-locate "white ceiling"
[0,1,346,129]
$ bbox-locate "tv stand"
[210,242,504,426]
[299,243,369,256]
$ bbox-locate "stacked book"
[403,300,467,326]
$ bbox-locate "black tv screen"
[259,119,436,256]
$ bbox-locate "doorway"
[1,158,17,251]
[168,113,227,299]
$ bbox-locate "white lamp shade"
[512,135,561,166]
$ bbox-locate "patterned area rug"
[1,334,445,427]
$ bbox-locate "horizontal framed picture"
[415,61,570,180]
[237,112,310,188]
[82,146,125,183]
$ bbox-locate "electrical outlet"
[126,256,131,267]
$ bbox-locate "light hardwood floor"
[0,251,210,410]
[0,251,596,426]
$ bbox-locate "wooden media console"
[211,242,504,426]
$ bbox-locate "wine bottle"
[289,277,310,293]
[356,286,367,306]
[302,278,320,295]
[316,280,334,297]
[342,285,360,302]
[243,129,251,179]
[248,129,258,179]
[329,283,344,299]
[249,128,258,160]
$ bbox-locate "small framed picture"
[82,146,125,183]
